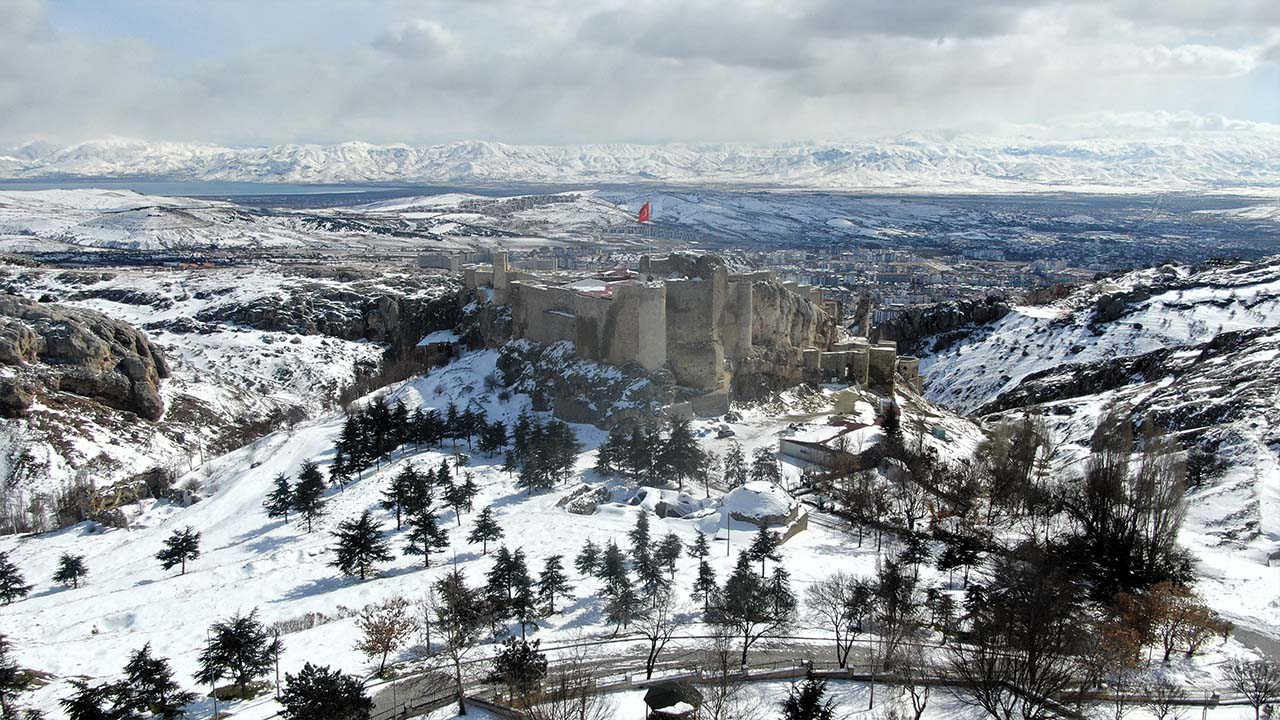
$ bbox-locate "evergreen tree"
[54,552,88,589]
[750,447,782,486]
[479,421,508,456]
[443,474,471,526]
[628,512,652,561]
[723,442,749,488]
[292,460,328,533]
[623,426,656,480]
[603,581,642,633]
[491,638,548,699]
[458,472,479,513]
[278,663,372,720]
[0,633,35,719]
[155,526,200,576]
[536,555,574,615]
[780,670,837,720]
[596,541,641,633]
[655,418,707,491]
[767,566,798,619]
[655,532,684,579]
[123,643,196,719]
[195,609,281,701]
[747,525,781,576]
[403,505,449,568]
[330,510,392,581]
[710,551,793,665]
[381,464,418,531]
[263,473,293,522]
[508,549,538,639]
[467,506,503,555]
[337,413,369,474]
[688,531,719,611]
[594,426,628,476]
[329,451,351,490]
[59,679,135,720]
[0,552,29,604]
[574,539,601,576]
[596,541,629,590]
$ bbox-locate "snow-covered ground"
[0,349,971,717]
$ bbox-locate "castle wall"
[849,349,870,386]
[722,280,753,361]
[492,251,511,304]
[665,275,726,391]
[610,284,667,371]
[868,344,898,393]
[896,356,922,393]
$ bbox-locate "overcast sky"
[2,0,1278,147]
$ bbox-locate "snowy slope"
[917,256,1280,638]
[0,266,455,501]
[4,134,1280,192]
[0,350,937,718]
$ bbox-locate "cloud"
[374,18,454,59]
[0,0,1275,146]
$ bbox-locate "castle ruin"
[464,252,919,414]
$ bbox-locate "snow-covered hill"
[0,349,942,718]
[917,256,1280,637]
[0,266,458,505]
[5,134,1280,192]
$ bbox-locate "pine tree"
[767,566,798,619]
[693,556,718,613]
[492,638,548,698]
[594,426,628,476]
[509,550,538,639]
[780,670,837,720]
[747,525,781,576]
[292,460,328,533]
[750,447,782,486]
[330,510,392,581]
[597,541,628,590]
[54,552,88,589]
[458,472,479,513]
[123,643,197,719]
[195,609,282,700]
[381,464,418,531]
[603,581,642,633]
[403,506,449,568]
[485,546,518,624]
[467,506,503,555]
[479,421,508,456]
[0,633,33,718]
[155,526,200,576]
[263,473,293,522]
[723,442,748,488]
[443,473,472,526]
[655,532,684,578]
[628,512,652,561]
[278,663,372,720]
[574,539,601,576]
[623,426,656,480]
[0,552,29,604]
[656,418,707,491]
[60,679,133,720]
[536,555,574,615]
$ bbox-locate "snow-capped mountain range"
[4,133,1280,191]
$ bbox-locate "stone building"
[465,251,914,409]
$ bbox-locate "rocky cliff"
[873,296,1011,355]
[732,279,836,399]
[0,294,170,420]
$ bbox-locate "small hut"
[643,682,702,720]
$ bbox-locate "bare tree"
[520,644,615,720]
[1224,659,1280,720]
[1140,679,1186,720]
[946,547,1088,720]
[897,642,931,720]
[697,630,762,720]
[637,586,690,680]
[354,596,417,677]
[806,572,872,669]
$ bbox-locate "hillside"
[916,256,1280,637]
[0,348,975,718]
[4,134,1280,192]
[0,265,458,515]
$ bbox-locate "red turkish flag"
[637,201,651,223]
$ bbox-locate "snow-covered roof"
[417,330,460,347]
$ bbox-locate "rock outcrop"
[0,294,170,420]
[873,296,1011,355]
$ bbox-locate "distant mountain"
[3,134,1280,191]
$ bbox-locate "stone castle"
[464,252,918,414]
